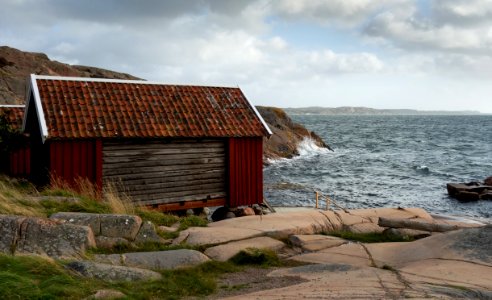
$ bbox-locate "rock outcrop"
[50,212,166,248]
[256,106,332,161]
[0,46,140,105]
[447,177,492,201]
[0,214,95,258]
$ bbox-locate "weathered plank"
[103,152,224,164]
[102,139,226,205]
[134,192,227,205]
[102,157,225,173]
[103,166,224,181]
[118,178,224,192]
[125,182,225,196]
[105,171,224,186]
[103,148,224,158]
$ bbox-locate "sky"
[1,0,492,113]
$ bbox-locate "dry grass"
[47,175,101,200]
[0,176,43,216]
[102,183,135,215]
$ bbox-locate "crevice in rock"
[358,242,376,267]
[372,270,397,299]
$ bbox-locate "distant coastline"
[284,106,485,116]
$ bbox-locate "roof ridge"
[32,74,238,89]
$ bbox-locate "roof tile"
[33,77,269,139]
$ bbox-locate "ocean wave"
[297,137,332,158]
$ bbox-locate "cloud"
[363,1,492,55]
[1,0,492,112]
[271,0,395,26]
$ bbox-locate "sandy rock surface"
[204,237,285,261]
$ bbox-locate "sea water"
[264,115,492,222]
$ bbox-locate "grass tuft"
[178,215,208,231]
[229,248,281,267]
[136,209,179,227]
[326,230,414,243]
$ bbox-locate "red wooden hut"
[0,105,30,177]
[23,75,272,210]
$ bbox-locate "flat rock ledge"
[67,261,161,282]
[95,249,210,270]
[204,237,285,261]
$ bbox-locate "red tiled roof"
[30,76,270,140]
[0,105,24,131]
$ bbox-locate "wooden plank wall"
[103,139,226,206]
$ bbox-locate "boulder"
[211,206,229,222]
[204,237,285,261]
[50,212,102,235]
[225,212,236,219]
[0,215,26,254]
[235,207,255,217]
[95,236,130,249]
[50,212,142,240]
[455,191,480,202]
[134,222,166,244]
[484,176,492,186]
[99,215,142,240]
[95,250,210,270]
[289,234,347,252]
[480,191,492,200]
[16,217,96,258]
[67,261,161,282]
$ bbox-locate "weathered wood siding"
[102,139,226,205]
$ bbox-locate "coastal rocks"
[256,106,331,161]
[134,222,166,244]
[211,205,268,222]
[0,215,95,258]
[50,212,165,248]
[289,235,347,252]
[447,177,492,202]
[50,212,143,240]
[204,237,285,261]
[67,261,161,282]
[0,215,26,253]
[16,218,96,258]
[0,46,139,105]
[95,250,210,270]
[173,227,262,246]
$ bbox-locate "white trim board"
[30,74,49,143]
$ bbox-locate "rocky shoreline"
[256,106,331,162]
[1,206,490,299]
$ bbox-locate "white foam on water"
[297,137,331,158]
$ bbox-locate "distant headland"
[284,106,484,116]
